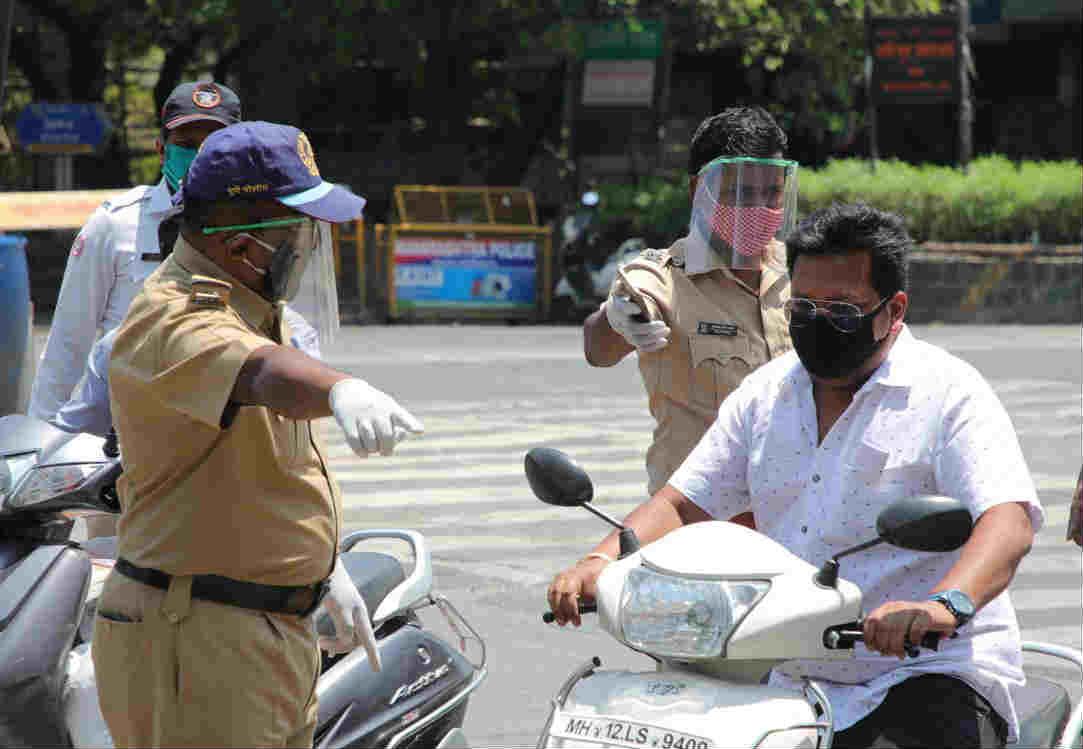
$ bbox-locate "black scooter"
[0,413,486,748]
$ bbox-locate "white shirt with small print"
[669,325,1043,741]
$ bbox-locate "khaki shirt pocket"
[688,331,753,411]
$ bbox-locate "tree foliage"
[6,0,943,189]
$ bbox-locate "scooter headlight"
[620,567,769,659]
[8,463,103,509]
[0,452,38,499]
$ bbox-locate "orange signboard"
[0,190,126,231]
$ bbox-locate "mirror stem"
[581,503,626,532]
[579,504,642,558]
[814,537,884,589]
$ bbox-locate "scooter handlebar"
[823,622,956,657]
[542,600,598,624]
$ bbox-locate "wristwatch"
[928,589,975,627]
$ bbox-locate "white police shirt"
[29,179,175,422]
[669,325,1043,741]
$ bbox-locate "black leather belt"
[114,558,329,617]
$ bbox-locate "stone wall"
[907,249,1081,324]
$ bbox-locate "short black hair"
[786,203,911,298]
[687,106,788,175]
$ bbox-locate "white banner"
[582,59,656,107]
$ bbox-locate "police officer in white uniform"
[30,81,323,424]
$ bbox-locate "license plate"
[549,712,714,749]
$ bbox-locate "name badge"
[697,321,738,337]
[140,252,164,262]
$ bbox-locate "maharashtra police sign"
[392,235,540,314]
[870,16,958,102]
[15,103,111,154]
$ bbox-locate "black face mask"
[790,311,887,380]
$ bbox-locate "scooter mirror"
[581,191,600,207]
[876,495,973,552]
[524,447,593,507]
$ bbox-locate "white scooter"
[525,447,1083,749]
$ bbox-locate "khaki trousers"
[91,571,320,748]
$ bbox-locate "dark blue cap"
[172,121,365,223]
[161,81,241,130]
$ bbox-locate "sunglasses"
[784,296,890,333]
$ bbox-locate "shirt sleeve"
[29,205,116,421]
[142,309,272,431]
[668,382,753,519]
[50,330,116,437]
[934,366,1044,532]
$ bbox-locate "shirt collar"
[673,237,787,295]
[171,235,275,333]
[147,178,179,219]
[778,323,916,398]
[863,323,915,390]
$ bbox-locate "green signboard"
[1001,0,1081,20]
[584,19,664,60]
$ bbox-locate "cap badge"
[192,84,222,109]
[297,131,320,177]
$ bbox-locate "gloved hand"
[318,559,382,671]
[604,295,671,353]
[329,378,424,457]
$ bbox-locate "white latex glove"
[329,378,424,457]
[318,560,382,671]
[604,296,671,353]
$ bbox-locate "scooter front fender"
[541,669,826,749]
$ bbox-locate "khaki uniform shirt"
[108,237,340,586]
[614,237,792,494]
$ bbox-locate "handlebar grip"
[542,600,597,624]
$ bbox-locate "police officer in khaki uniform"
[550,107,799,625]
[94,121,423,747]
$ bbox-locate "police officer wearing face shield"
[94,121,424,748]
[559,108,797,598]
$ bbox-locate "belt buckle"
[300,578,330,618]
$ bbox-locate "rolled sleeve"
[668,385,752,519]
[935,373,1044,532]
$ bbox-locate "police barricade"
[374,186,553,321]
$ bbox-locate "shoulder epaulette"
[104,185,153,213]
[189,275,232,308]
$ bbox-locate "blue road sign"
[15,102,111,154]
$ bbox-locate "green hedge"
[596,157,1082,247]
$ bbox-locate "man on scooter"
[582,106,796,532]
[550,204,1042,748]
[95,122,424,747]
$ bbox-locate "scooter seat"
[1011,676,1071,749]
[338,551,406,620]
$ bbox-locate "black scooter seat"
[1011,677,1071,749]
[338,551,407,621]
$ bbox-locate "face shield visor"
[685,157,798,274]
[204,216,340,346]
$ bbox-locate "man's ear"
[155,136,165,163]
[889,290,909,333]
[688,175,698,204]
